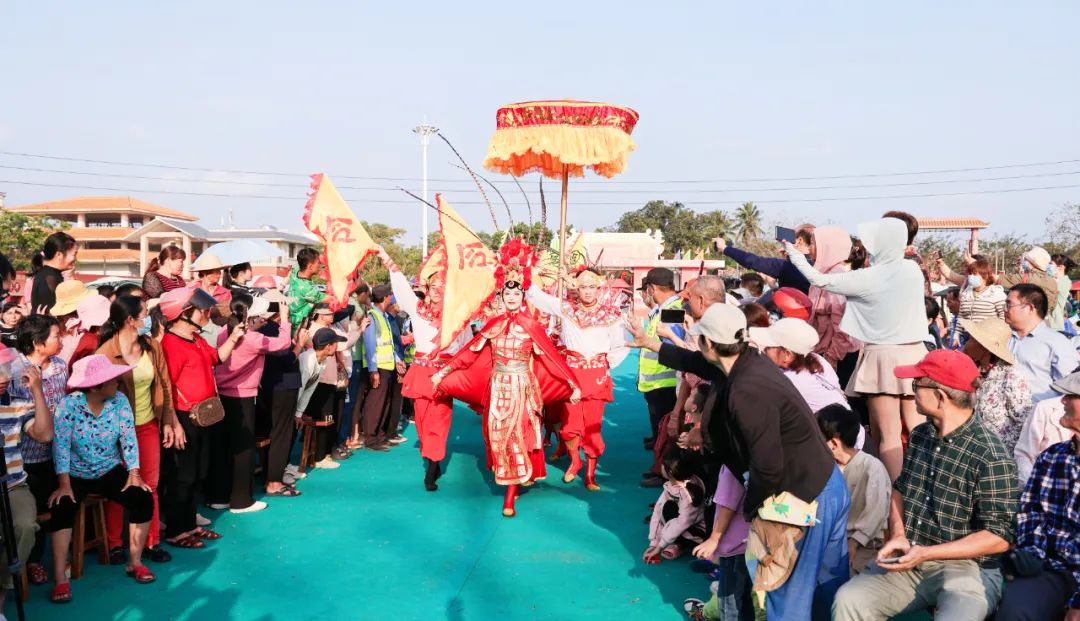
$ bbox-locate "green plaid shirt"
[894,416,1018,553]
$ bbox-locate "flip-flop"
[165,535,205,549]
[265,486,302,497]
[126,565,156,584]
[50,583,72,604]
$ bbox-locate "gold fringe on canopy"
[483,100,639,179]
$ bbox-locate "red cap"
[894,349,980,393]
[773,287,812,321]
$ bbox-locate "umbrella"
[194,239,288,269]
[483,100,639,278]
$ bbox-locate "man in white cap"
[1000,246,1061,328]
[627,303,850,619]
[526,267,629,490]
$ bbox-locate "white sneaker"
[230,500,268,514]
[196,513,211,527]
[314,457,340,470]
[284,464,307,480]
[205,503,229,510]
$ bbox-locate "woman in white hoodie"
[786,218,926,481]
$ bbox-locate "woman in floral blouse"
[46,355,155,604]
[961,317,1034,453]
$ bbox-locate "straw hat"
[958,318,1015,365]
[50,280,92,317]
[191,252,227,272]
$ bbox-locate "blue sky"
[3,2,1078,247]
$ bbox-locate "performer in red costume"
[527,268,628,490]
[430,239,580,517]
[375,246,472,492]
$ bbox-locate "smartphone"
[775,226,797,244]
[660,308,686,324]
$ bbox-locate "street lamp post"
[412,122,439,257]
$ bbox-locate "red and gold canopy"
[483,100,639,179]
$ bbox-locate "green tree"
[606,200,703,259]
[695,210,733,255]
[357,221,422,285]
[734,202,763,247]
[979,234,1030,275]
[0,211,69,271]
[917,235,964,277]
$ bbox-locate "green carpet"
[22,360,701,620]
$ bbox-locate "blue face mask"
[137,316,153,336]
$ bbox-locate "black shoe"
[147,546,173,563]
[108,546,125,566]
[640,474,664,488]
[424,460,441,492]
[332,447,352,460]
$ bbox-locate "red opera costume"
[425,239,579,517]
[380,247,472,491]
[527,270,628,490]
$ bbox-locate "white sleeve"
[389,271,420,317]
[788,247,877,298]
[526,285,566,319]
[606,320,630,369]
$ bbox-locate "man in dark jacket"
[628,303,850,620]
[715,227,813,293]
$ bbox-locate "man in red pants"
[527,268,628,490]
[376,246,471,491]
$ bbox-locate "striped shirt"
[958,284,1006,331]
[894,417,1018,560]
[8,354,69,464]
[0,400,34,487]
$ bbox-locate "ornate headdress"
[495,237,538,291]
[570,265,604,288]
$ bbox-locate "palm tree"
[734,202,763,246]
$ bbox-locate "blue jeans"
[752,465,851,621]
[339,362,365,444]
[705,554,754,621]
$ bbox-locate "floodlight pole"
[413,122,439,257]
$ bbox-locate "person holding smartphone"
[713,224,815,294]
[636,268,686,457]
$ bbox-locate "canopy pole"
[557,165,569,295]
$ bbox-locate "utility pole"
[412,122,439,257]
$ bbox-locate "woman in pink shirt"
[213,293,292,511]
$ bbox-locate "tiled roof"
[77,249,142,263]
[69,227,135,241]
[917,218,989,230]
[8,196,198,221]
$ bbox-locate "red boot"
[563,446,583,483]
[549,440,567,462]
[503,485,519,517]
[584,457,600,491]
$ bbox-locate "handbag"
[175,384,225,427]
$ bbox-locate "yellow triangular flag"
[302,173,377,307]
[437,194,497,349]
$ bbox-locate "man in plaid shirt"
[834,350,1019,621]
[998,371,1080,621]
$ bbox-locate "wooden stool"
[299,416,333,473]
[255,437,271,479]
[71,494,108,579]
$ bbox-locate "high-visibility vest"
[637,297,682,392]
[371,310,397,371]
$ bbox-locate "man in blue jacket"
[715,225,814,293]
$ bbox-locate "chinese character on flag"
[302,173,377,308]
[436,194,497,349]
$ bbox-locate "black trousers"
[203,412,229,505]
[644,387,677,439]
[997,570,1077,621]
[304,383,339,461]
[383,378,404,438]
[220,396,257,509]
[48,465,153,532]
[360,369,394,444]
[260,387,298,484]
[348,364,370,439]
[161,411,211,538]
[24,460,58,563]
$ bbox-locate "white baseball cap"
[248,296,273,319]
[689,303,748,345]
[749,318,820,356]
